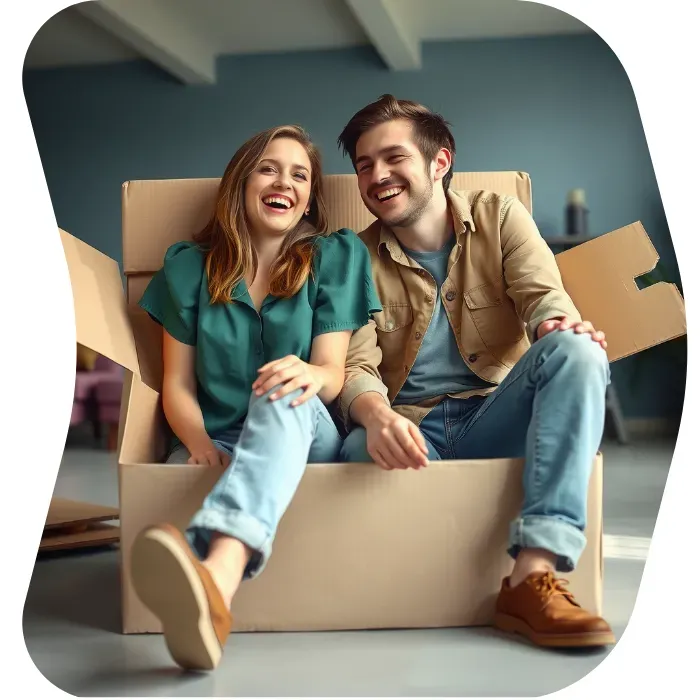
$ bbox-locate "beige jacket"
[336,188,582,429]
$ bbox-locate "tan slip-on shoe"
[130,523,232,671]
[494,571,616,648]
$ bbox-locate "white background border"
[3,1,696,697]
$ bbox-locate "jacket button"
[468,353,479,363]
[445,290,456,302]
[415,331,422,339]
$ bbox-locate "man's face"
[354,119,436,228]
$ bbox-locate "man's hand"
[253,355,323,407]
[365,404,430,470]
[537,316,607,350]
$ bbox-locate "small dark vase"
[565,188,589,236]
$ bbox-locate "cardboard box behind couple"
[60,171,686,633]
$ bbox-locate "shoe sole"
[494,612,616,648]
[130,527,223,671]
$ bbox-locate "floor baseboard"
[623,418,679,439]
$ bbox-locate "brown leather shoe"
[130,523,232,671]
[494,571,615,648]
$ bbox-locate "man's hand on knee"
[537,316,607,350]
[365,405,429,470]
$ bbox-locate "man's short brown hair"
[337,94,456,193]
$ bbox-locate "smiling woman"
[194,126,328,305]
[129,125,383,672]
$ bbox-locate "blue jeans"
[166,387,343,579]
[340,329,611,572]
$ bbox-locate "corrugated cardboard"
[40,524,120,553]
[58,172,686,634]
[44,498,119,530]
[40,498,120,552]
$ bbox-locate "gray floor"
[24,434,673,697]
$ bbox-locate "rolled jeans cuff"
[186,507,272,580]
[508,515,587,573]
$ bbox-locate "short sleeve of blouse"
[137,241,205,346]
[311,228,382,338]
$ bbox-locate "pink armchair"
[71,353,124,449]
[95,373,124,450]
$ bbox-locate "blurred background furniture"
[72,344,124,450]
[95,376,123,451]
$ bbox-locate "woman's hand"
[162,329,229,467]
[252,355,324,407]
[186,438,230,467]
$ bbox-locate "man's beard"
[367,173,433,228]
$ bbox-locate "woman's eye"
[294,172,307,180]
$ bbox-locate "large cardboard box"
[59,172,686,634]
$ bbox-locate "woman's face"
[244,137,313,239]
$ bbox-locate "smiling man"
[334,94,615,650]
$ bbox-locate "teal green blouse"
[138,228,382,439]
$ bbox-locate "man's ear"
[433,147,452,183]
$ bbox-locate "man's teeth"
[263,196,292,209]
[377,187,404,201]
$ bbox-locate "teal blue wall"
[22,34,685,421]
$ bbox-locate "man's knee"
[539,328,610,379]
[340,426,373,463]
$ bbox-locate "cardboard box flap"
[122,172,532,274]
[60,228,140,375]
[122,178,218,276]
[555,221,686,362]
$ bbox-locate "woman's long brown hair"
[193,125,330,304]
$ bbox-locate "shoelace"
[533,571,578,609]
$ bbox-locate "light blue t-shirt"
[395,233,494,406]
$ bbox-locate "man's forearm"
[348,390,393,428]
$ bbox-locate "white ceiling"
[24,0,592,82]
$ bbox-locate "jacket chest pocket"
[375,304,414,364]
[464,280,525,347]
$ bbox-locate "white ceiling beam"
[345,0,421,70]
[75,0,216,85]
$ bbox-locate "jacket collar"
[376,188,475,260]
